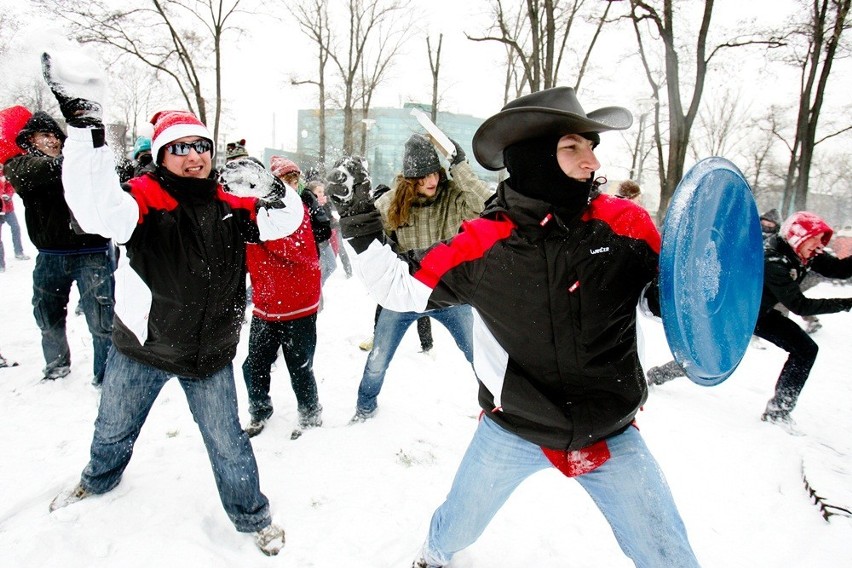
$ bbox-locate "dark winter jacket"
[759,235,852,318]
[109,172,261,377]
[5,152,110,253]
[60,124,305,377]
[356,182,661,451]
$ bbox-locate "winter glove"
[41,52,105,129]
[326,169,383,253]
[839,298,852,311]
[449,138,466,166]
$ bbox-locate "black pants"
[753,310,819,412]
[242,314,320,421]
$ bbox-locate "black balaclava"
[503,134,598,222]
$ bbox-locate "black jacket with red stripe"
[357,182,660,450]
[113,173,260,378]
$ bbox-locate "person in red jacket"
[241,166,324,440]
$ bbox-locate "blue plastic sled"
[659,157,763,386]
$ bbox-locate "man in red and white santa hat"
[42,50,305,555]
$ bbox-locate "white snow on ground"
[1,219,851,567]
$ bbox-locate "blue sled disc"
[659,157,763,386]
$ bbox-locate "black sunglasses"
[166,139,213,156]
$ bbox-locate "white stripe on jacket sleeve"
[62,126,139,244]
[351,239,433,313]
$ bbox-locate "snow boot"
[291,406,323,439]
[49,483,91,512]
[244,419,267,438]
[412,558,443,568]
[254,522,285,556]
[349,407,377,424]
[42,365,71,381]
[761,402,802,436]
[646,360,686,386]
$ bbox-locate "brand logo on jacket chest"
[590,246,610,255]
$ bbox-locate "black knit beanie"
[402,134,441,178]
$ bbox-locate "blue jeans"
[0,210,25,266]
[421,416,700,568]
[32,250,114,381]
[242,315,321,421]
[356,304,473,414]
[81,348,271,533]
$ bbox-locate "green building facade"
[284,103,501,187]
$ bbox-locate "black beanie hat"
[402,134,440,178]
[16,111,66,153]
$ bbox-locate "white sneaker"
[254,523,285,556]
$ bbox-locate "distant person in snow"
[0,162,31,271]
[3,109,114,384]
[330,86,701,567]
[40,52,306,556]
[327,133,491,424]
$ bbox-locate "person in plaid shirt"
[330,133,492,423]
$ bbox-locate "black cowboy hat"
[472,86,633,171]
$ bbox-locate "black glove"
[326,171,384,252]
[41,53,104,129]
[839,298,852,311]
[326,167,375,219]
[449,138,466,166]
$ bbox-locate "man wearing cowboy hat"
[329,86,699,567]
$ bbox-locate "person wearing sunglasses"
[40,51,304,557]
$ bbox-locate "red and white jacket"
[247,205,322,322]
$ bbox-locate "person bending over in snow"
[647,212,852,430]
[41,51,304,556]
[330,86,701,568]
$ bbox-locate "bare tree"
[110,61,171,140]
[778,0,852,214]
[468,0,614,94]
[325,0,405,154]
[35,0,250,144]
[627,0,784,223]
[356,14,407,154]
[427,34,443,124]
[290,0,332,166]
[687,88,751,161]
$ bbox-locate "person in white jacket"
[41,52,302,556]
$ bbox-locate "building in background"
[262,103,501,187]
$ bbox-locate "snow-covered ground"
[1,218,851,567]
